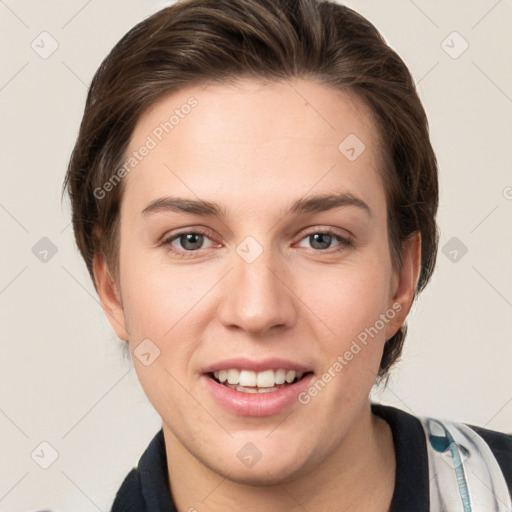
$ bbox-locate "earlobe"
[92,255,129,341]
[385,232,422,340]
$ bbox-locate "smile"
[202,357,315,416]
[210,368,311,393]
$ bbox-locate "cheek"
[299,252,393,372]
[118,250,216,372]
[118,241,187,334]
[119,262,206,410]
[305,258,391,329]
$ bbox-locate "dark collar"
[110,428,176,512]
[371,403,430,512]
[112,404,430,511]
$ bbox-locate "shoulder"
[372,404,512,510]
[418,415,512,508]
[421,416,512,480]
[110,429,176,511]
[465,423,512,489]
[110,467,145,511]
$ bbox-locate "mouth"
[201,358,315,416]
[208,368,314,394]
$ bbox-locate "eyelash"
[160,228,353,259]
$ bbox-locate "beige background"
[0,0,511,510]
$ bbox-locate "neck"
[164,403,396,512]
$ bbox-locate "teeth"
[239,370,257,387]
[235,385,278,394]
[275,369,286,385]
[227,369,239,384]
[235,385,258,393]
[256,369,275,387]
[212,368,306,388]
[285,370,296,383]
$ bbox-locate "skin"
[94,78,421,512]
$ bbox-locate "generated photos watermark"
[298,302,402,405]
[93,96,198,200]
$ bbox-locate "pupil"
[311,233,331,250]
[181,233,203,250]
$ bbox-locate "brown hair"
[62,0,439,379]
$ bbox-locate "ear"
[384,231,422,340]
[93,254,129,341]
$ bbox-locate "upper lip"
[201,357,313,374]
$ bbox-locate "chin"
[196,439,316,486]
[210,456,310,487]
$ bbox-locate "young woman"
[63,0,512,510]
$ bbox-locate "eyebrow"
[141,191,372,220]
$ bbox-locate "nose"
[216,239,298,336]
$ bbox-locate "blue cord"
[429,421,472,512]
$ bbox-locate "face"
[96,79,416,484]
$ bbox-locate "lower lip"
[203,373,315,417]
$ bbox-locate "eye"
[174,232,205,251]
[160,228,353,259]
[161,229,218,257]
[297,229,353,252]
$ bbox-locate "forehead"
[121,79,385,220]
